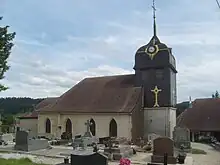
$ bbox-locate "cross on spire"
[152,0,157,36]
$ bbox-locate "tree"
[2,114,14,125]
[215,91,219,98]
[0,17,16,91]
[212,91,219,98]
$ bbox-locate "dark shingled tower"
[133,0,178,137]
[134,0,177,108]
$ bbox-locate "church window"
[109,118,117,137]
[90,118,96,136]
[155,69,163,79]
[65,118,72,139]
[65,118,72,134]
[45,118,51,133]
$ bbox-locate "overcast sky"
[0,0,220,103]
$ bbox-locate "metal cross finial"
[152,0,157,36]
[152,0,156,19]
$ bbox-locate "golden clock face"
[148,46,156,53]
[145,45,159,60]
[145,45,158,54]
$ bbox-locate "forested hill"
[176,101,190,117]
[0,97,189,116]
[0,97,44,115]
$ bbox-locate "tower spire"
[152,0,157,36]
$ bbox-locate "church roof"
[39,74,142,114]
[177,98,220,131]
[18,97,58,119]
[35,97,58,110]
[18,110,38,119]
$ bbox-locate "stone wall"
[38,113,132,139]
[144,107,176,138]
[18,118,38,137]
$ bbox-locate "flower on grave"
[119,158,131,165]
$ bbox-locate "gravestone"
[71,151,108,165]
[103,138,133,160]
[151,137,176,164]
[0,133,14,142]
[173,126,191,152]
[15,130,50,151]
[148,133,160,142]
[72,120,99,149]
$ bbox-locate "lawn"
[0,158,48,165]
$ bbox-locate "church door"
[90,118,96,136]
[109,119,117,137]
[45,118,51,133]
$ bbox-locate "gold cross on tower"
[151,86,162,107]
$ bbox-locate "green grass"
[0,158,48,165]
[191,148,207,154]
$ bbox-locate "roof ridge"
[86,74,134,79]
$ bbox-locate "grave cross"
[85,120,92,132]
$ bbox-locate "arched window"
[65,118,72,134]
[109,118,117,137]
[45,118,51,133]
[90,118,96,136]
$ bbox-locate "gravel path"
[190,143,220,165]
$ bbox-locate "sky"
[0,0,220,103]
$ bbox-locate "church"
[18,3,177,141]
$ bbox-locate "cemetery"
[1,0,220,165]
[0,120,196,165]
[0,119,220,165]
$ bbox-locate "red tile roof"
[18,110,38,119]
[18,97,57,119]
[35,97,57,109]
[177,98,220,131]
[39,74,142,113]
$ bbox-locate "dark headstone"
[151,137,176,164]
[15,130,50,151]
[15,131,28,151]
[173,127,191,152]
[71,152,108,165]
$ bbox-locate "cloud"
[1,0,220,103]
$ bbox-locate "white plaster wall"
[144,107,175,138]
[38,113,132,139]
[38,114,58,138]
[18,119,38,137]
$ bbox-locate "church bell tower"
[133,0,177,138]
